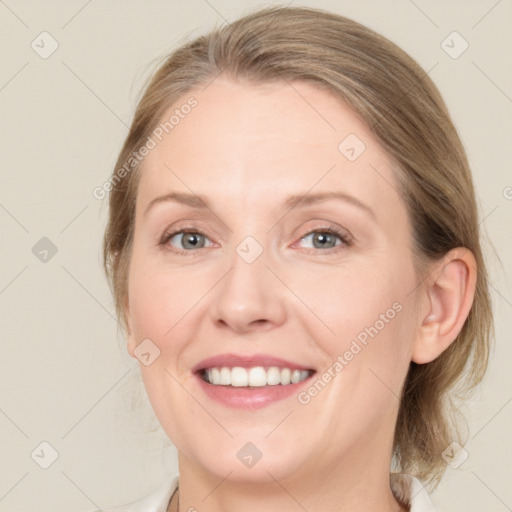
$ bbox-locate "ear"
[124,298,137,360]
[412,248,477,364]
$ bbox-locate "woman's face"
[125,77,424,484]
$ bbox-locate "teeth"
[281,368,291,385]
[203,366,311,387]
[219,367,231,385]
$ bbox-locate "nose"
[210,238,287,334]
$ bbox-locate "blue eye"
[297,227,351,250]
[160,230,213,254]
[159,226,352,256]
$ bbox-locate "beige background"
[1,1,511,511]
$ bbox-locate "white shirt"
[85,473,443,511]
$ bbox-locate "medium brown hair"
[102,5,494,489]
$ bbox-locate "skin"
[124,77,477,512]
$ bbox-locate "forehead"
[136,77,400,217]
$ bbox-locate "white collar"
[390,473,443,511]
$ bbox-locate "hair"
[102,5,494,490]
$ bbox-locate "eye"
[297,226,351,251]
[159,229,213,254]
[159,225,352,256]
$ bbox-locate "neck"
[170,469,407,512]
[172,426,407,512]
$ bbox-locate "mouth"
[191,353,317,408]
[194,366,317,409]
[197,366,316,388]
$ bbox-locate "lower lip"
[194,371,315,409]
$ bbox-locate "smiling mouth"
[198,366,316,387]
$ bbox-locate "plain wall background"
[1,1,511,511]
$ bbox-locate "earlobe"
[412,248,477,364]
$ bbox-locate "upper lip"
[192,353,316,373]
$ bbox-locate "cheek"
[303,256,415,382]
[127,257,196,341]
[298,272,414,434]
[293,259,397,341]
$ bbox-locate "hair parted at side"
[102,5,493,490]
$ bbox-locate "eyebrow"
[143,191,376,221]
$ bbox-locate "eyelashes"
[159,229,213,255]
[158,225,353,256]
[295,226,352,251]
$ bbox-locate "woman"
[93,5,493,511]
